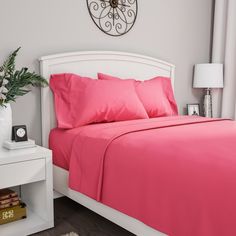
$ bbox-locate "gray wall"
[0,0,213,145]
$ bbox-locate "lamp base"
[203,88,212,118]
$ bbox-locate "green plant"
[0,47,48,106]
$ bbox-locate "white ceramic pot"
[0,103,12,151]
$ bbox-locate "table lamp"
[193,63,224,117]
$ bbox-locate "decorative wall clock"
[87,0,138,36]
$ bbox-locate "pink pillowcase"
[50,73,148,128]
[97,73,178,118]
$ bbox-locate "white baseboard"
[53,190,64,199]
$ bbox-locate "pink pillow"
[50,73,148,128]
[97,73,178,118]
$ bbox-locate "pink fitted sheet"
[49,127,83,170]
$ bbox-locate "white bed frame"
[40,51,175,236]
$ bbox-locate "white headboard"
[40,51,175,147]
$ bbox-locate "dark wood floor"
[32,197,135,236]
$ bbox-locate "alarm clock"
[12,125,28,142]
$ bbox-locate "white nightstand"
[0,146,54,236]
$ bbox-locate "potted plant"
[0,48,48,150]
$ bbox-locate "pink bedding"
[49,127,82,170]
[50,116,236,236]
[98,73,178,118]
[50,73,148,128]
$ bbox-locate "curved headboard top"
[40,51,175,147]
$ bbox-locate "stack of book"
[0,189,27,225]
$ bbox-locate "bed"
[40,51,174,236]
[40,51,236,236]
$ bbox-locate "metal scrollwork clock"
[87,0,138,36]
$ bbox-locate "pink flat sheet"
[51,116,236,236]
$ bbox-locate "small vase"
[0,103,12,152]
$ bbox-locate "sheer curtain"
[212,0,236,119]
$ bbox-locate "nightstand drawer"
[0,158,45,189]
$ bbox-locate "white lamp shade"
[193,63,224,88]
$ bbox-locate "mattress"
[49,127,83,170]
[49,116,236,236]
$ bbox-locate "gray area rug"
[61,233,79,236]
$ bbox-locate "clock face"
[16,128,26,138]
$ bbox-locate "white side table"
[0,146,54,236]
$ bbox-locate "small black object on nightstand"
[12,125,28,142]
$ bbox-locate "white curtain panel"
[212,0,236,119]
